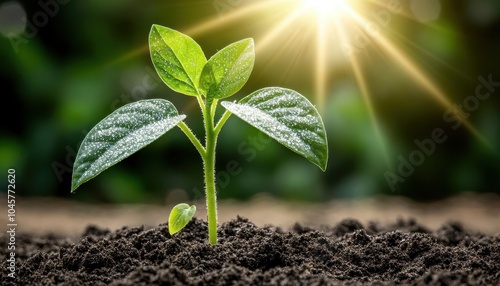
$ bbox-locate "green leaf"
[221,87,328,171]
[169,203,196,235]
[200,38,255,99]
[71,99,186,192]
[149,25,207,96]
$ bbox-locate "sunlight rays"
[101,1,283,69]
[332,9,392,169]
[313,0,332,113]
[102,0,491,157]
[338,2,490,146]
[259,25,312,85]
[255,4,308,54]
[185,1,285,36]
[315,18,328,113]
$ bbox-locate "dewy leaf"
[169,203,196,235]
[71,99,186,192]
[149,25,207,96]
[221,87,328,171]
[199,38,255,100]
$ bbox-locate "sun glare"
[107,0,490,165]
[308,0,336,12]
[300,0,346,23]
[197,0,489,151]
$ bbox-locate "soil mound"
[1,217,499,285]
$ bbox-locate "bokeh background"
[1,0,499,206]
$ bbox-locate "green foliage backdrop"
[1,0,499,204]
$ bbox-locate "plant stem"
[178,122,205,157]
[214,110,232,137]
[203,100,218,245]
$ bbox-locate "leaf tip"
[149,24,159,36]
[319,163,328,172]
[150,23,163,32]
[319,154,329,172]
[70,179,79,193]
[245,38,255,53]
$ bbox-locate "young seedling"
[71,25,328,245]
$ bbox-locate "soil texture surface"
[12,192,500,236]
[1,217,499,285]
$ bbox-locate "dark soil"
[1,217,499,285]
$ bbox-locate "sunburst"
[105,0,491,166]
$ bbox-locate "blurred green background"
[1,0,499,205]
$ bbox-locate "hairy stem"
[178,122,205,157]
[214,110,232,137]
[203,100,218,245]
